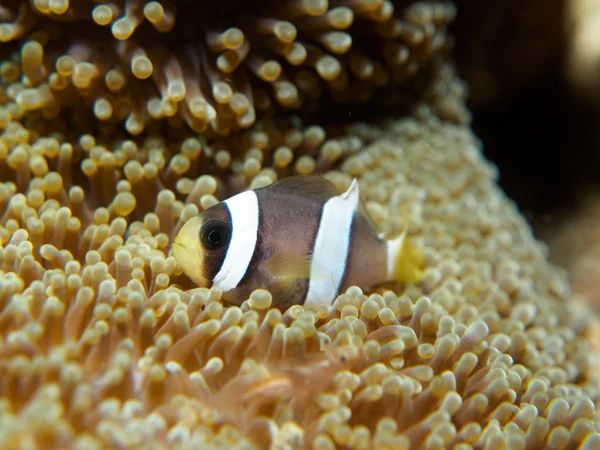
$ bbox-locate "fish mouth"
[171,238,189,260]
[170,236,209,286]
[170,238,186,259]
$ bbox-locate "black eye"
[207,229,222,245]
[200,219,231,250]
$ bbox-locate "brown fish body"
[172,175,420,308]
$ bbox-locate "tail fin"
[386,209,424,284]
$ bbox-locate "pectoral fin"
[263,248,314,281]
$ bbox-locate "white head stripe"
[304,179,360,306]
[213,190,259,292]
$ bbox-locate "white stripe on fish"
[305,178,360,306]
[213,190,259,291]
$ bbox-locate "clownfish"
[171,175,423,308]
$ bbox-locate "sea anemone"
[0,0,459,137]
[1,106,600,447]
[1,1,600,449]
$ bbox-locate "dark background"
[451,0,600,233]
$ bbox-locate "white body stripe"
[305,179,360,306]
[213,190,259,292]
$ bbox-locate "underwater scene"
[1,0,600,448]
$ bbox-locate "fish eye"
[208,229,222,245]
[199,219,231,250]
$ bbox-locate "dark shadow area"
[451,0,600,232]
[468,67,597,227]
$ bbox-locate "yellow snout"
[171,216,208,286]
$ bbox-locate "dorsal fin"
[340,177,359,201]
[264,175,342,200]
[343,178,385,237]
[358,201,384,238]
[270,175,385,236]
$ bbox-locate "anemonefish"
[171,175,423,308]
